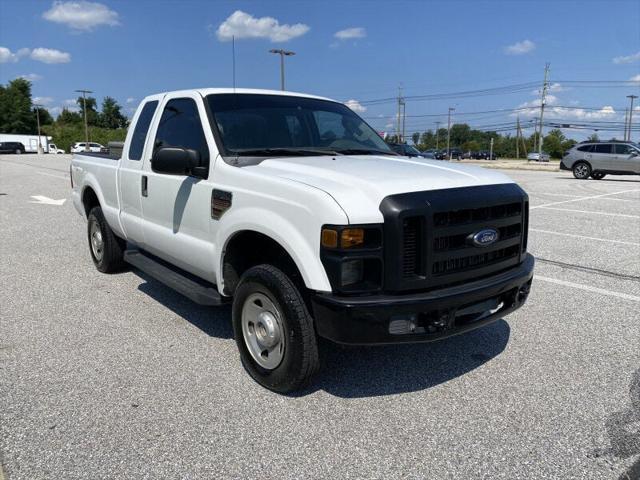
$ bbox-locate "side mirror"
[151,147,206,178]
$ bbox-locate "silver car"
[561,141,640,179]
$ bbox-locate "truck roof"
[143,88,334,103]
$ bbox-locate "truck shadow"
[308,320,510,398]
[134,271,510,398]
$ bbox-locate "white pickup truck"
[71,88,534,392]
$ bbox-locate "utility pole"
[447,107,455,160]
[626,95,638,141]
[435,121,441,149]
[530,118,538,160]
[75,89,92,152]
[537,63,550,159]
[33,104,43,154]
[489,137,494,160]
[515,116,520,159]
[269,49,295,91]
[396,85,405,143]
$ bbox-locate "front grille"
[381,184,528,292]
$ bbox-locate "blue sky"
[1,0,638,140]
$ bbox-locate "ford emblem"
[471,228,499,247]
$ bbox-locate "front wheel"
[591,172,606,180]
[573,162,591,179]
[232,264,319,393]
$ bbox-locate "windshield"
[206,94,393,159]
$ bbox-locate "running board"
[124,250,225,306]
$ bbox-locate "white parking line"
[530,189,640,209]
[536,206,640,219]
[530,192,635,202]
[530,228,640,247]
[37,171,68,180]
[536,276,640,302]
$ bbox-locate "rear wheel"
[87,206,126,273]
[573,162,591,179]
[591,172,606,180]
[232,264,319,393]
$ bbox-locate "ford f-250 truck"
[71,88,534,392]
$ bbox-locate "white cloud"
[30,48,71,64]
[504,40,535,55]
[216,10,309,42]
[64,98,78,106]
[630,74,640,82]
[17,73,43,82]
[0,47,30,63]
[43,1,119,31]
[613,51,640,64]
[33,96,54,106]
[126,97,136,103]
[530,82,566,96]
[344,99,366,113]
[49,106,63,116]
[334,27,366,40]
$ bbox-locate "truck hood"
[247,155,515,223]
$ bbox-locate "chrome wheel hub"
[89,220,104,261]
[241,292,285,370]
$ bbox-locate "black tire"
[232,264,319,393]
[572,161,591,179]
[591,172,606,180]
[87,206,126,273]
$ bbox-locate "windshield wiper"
[228,147,341,157]
[334,148,399,156]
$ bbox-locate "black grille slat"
[402,217,421,277]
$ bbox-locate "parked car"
[436,148,463,160]
[71,142,105,153]
[48,143,65,154]
[0,142,26,154]
[475,150,497,160]
[388,143,425,158]
[561,141,640,179]
[71,87,534,392]
[527,152,550,162]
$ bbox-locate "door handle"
[141,175,148,197]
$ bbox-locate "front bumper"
[312,254,534,345]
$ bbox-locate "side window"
[614,144,633,155]
[593,144,612,154]
[154,98,209,164]
[128,100,158,160]
[577,145,593,152]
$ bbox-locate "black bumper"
[559,161,571,171]
[312,254,534,345]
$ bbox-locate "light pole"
[268,49,295,91]
[75,89,93,151]
[33,103,43,154]
[626,95,638,141]
[447,107,455,160]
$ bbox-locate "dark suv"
[0,142,26,154]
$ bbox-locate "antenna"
[232,35,236,91]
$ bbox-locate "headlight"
[320,224,384,293]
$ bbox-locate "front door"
[590,143,614,171]
[140,93,218,283]
[612,143,640,173]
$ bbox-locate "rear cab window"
[128,101,158,160]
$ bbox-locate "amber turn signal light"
[341,228,365,248]
[321,228,338,248]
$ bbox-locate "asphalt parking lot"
[1,154,639,479]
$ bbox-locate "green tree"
[543,129,566,158]
[587,133,599,142]
[76,96,99,126]
[34,107,54,126]
[57,108,83,124]
[0,78,36,133]
[99,96,128,129]
[411,132,420,145]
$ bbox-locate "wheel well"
[82,187,100,216]
[222,231,304,296]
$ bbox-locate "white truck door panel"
[119,97,162,246]
[140,92,218,283]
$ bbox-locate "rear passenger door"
[590,143,614,171]
[118,95,162,247]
